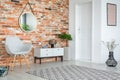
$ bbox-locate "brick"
[5,2,13,4]
[0,0,69,63]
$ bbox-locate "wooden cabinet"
[34,48,64,64]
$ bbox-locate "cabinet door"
[40,49,53,57]
[46,49,53,57]
[40,49,49,57]
[54,48,64,56]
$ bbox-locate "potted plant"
[102,40,118,67]
[58,33,72,60]
[58,33,72,46]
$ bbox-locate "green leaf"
[21,24,30,31]
[58,33,72,40]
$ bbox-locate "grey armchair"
[5,36,32,70]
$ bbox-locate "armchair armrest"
[21,43,33,52]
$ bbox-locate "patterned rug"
[27,65,120,80]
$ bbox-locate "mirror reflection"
[19,13,37,32]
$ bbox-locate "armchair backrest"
[5,36,23,55]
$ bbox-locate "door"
[76,2,92,61]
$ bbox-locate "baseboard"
[76,57,91,62]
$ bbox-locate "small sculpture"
[49,39,57,48]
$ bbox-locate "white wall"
[69,0,76,60]
[91,0,102,63]
[69,0,120,63]
[75,3,92,61]
[69,0,102,63]
[101,0,120,63]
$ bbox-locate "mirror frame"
[19,12,37,33]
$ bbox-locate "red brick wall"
[0,0,69,54]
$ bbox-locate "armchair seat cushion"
[5,36,32,55]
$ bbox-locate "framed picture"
[107,3,117,26]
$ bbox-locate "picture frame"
[107,3,117,26]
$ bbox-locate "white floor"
[1,60,120,80]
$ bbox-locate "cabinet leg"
[39,58,41,64]
[61,56,63,62]
[34,57,36,63]
[55,57,57,61]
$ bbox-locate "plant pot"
[106,51,117,67]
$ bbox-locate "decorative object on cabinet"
[19,2,37,32]
[55,41,61,48]
[49,39,57,48]
[58,33,72,46]
[102,40,118,67]
[5,36,32,70]
[34,48,64,64]
[107,3,117,26]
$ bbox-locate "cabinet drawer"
[34,48,64,58]
[40,53,49,57]
[40,49,53,57]
[53,48,64,56]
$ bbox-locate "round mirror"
[19,13,37,32]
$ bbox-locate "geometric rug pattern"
[27,65,120,80]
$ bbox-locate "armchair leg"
[23,55,30,69]
[19,55,22,67]
[11,55,16,70]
